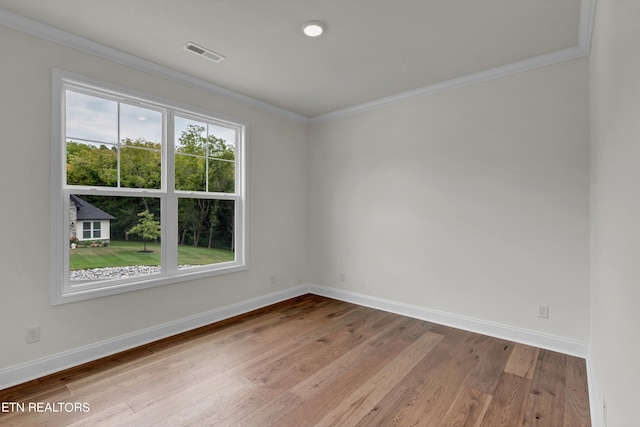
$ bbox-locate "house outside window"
[52,70,247,304]
[70,195,113,242]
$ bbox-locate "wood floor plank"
[439,387,493,427]
[563,356,591,427]
[133,377,262,426]
[522,349,568,426]
[365,315,434,348]
[287,315,410,400]
[245,306,393,390]
[352,327,475,427]
[479,372,532,427]
[233,391,305,427]
[313,330,446,426]
[65,298,335,395]
[79,298,356,412]
[504,342,540,379]
[1,346,153,403]
[245,337,411,427]
[438,338,517,427]
[464,338,515,394]
[66,402,135,427]
[371,333,491,426]
[144,304,396,425]
[0,295,591,427]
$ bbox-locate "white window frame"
[51,69,248,304]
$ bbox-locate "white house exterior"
[69,195,115,243]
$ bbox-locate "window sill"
[51,263,248,305]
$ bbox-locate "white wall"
[590,1,640,426]
[309,58,590,342]
[0,27,309,369]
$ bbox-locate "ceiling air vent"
[183,42,226,63]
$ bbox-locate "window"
[82,221,101,240]
[51,70,247,304]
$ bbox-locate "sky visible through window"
[66,91,237,146]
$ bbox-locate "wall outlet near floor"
[603,397,607,426]
[537,304,549,319]
[339,272,346,282]
[26,326,40,344]
[270,274,277,285]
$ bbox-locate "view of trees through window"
[65,89,237,282]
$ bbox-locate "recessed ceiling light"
[302,21,325,37]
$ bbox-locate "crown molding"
[0,0,595,125]
[0,8,309,124]
[309,46,586,124]
[309,0,595,124]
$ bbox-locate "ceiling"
[0,0,589,119]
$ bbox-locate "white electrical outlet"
[537,304,549,319]
[26,326,40,344]
[270,274,277,284]
[339,272,346,282]
[603,397,607,426]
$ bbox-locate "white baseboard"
[308,284,590,358]
[0,285,310,390]
[1,283,593,404]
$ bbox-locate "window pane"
[175,117,236,193]
[208,124,237,149]
[120,145,162,189]
[120,103,162,145]
[205,125,235,193]
[69,195,161,282]
[93,222,101,238]
[175,117,206,156]
[177,198,234,268]
[175,154,206,191]
[66,90,118,144]
[67,141,118,186]
[208,158,235,193]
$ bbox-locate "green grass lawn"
[70,240,234,270]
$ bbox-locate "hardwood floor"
[0,295,590,426]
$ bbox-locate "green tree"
[66,142,117,186]
[128,210,161,253]
[120,139,162,189]
[67,139,161,189]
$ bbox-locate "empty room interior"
[0,0,638,425]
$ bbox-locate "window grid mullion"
[164,111,178,274]
[117,102,121,188]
